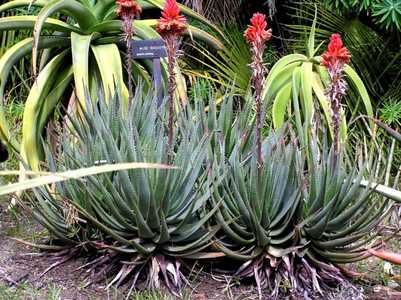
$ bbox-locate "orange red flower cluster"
[321,33,350,68]
[116,0,142,106]
[116,0,142,18]
[321,33,351,159]
[156,0,187,37]
[244,13,272,170]
[244,13,272,46]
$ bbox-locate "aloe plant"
[301,141,390,270]
[212,130,302,297]
[0,86,399,297]
[0,0,225,171]
[265,12,373,145]
[24,90,220,295]
[211,113,391,297]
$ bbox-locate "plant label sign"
[131,39,166,106]
[131,39,167,59]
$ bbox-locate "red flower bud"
[116,0,142,18]
[321,33,351,67]
[156,0,187,37]
[244,13,272,45]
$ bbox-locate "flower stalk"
[116,0,142,106]
[321,33,351,164]
[244,13,272,170]
[156,0,187,155]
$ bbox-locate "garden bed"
[1,203,401,300]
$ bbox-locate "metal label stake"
[131,39,167,107]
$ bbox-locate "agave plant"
[27,90,221,294]
[211,123,391,297]
[0,0,225,170]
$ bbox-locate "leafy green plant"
[1,89,401,298]
[186,26,279,99]
[183,0,241,24]
[266,12,373,144]
[285,1,400,101]
[186,27,251,96]
[323,0,376,13]
[380,99,401,128]
[372,0,401,31]
[323,0,401,31]
[0,0,225,170]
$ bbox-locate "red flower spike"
[156,0,187,37]
[321,33,351,162]
[244,13,272,170]
[321,33,351,67]
[244,13,272,45]
[116,0,142,18]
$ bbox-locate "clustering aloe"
[4,7,398,300]
[210,111,390,298]
[32,90,218,295]
[207,14,392,298]
[21,89,394,298]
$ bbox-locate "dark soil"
[1,201,401,300]
[0,201,250,299]
[0,204,108,299]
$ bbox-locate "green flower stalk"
[156,0,187,155]
[244,13,272,170]
[116,0,142,106]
